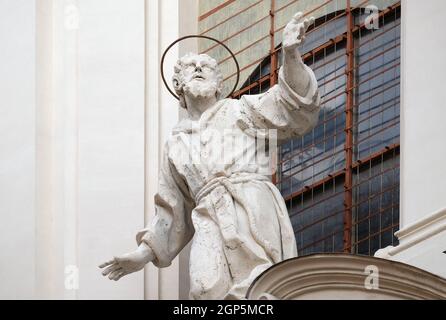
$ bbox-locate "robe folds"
[136,66,321,299]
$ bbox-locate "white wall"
[1,0,149,299]
[77,0,145,299]
[33,0,146,300]
[0,0,36,299]
[400,0,446,228]
[375,0,446,279]
[0,0,199,299]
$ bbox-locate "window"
[199,0,401,256]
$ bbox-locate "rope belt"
[194,172,279,261]
[195,172,269,204]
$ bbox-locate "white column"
[375,0,446,279]
[35,0,79,299]
[144,0,181,300]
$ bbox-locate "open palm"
[283,12,315,51]
[99,244,153,281]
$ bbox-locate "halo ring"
[160,35,240,100]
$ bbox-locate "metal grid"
[198,0,401,256]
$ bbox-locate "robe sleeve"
[135,143,195,268]
[239,64,321,142]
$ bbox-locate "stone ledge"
[375,207,446,259]
[247,254,446,300]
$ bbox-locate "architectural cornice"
[376,207,446,258]
[247,254,446,300]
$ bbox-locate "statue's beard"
[183,79,218,100]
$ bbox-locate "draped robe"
[136,66,321,299]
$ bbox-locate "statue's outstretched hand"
[282,12,315,52]
[99,242,154,281]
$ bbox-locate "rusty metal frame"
[285,144,400,228]
[219,1,400,85]
[200,0,264,35]
[343,0,355,253]
[281,143,400,201]
[280,94,399,166]
[198,0,237,22]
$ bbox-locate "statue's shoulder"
[216,97,237,107]
[238,92,266,107]
[218,97,244,111]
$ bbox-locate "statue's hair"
[172,53,224,109]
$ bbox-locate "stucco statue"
[99,12,321,300]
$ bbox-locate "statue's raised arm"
[239,12,320,141]
[282,12,316,97]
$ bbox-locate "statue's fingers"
[108,269,123,280]
[111,271,123,281]
[303,17,313,30]
[114,271,128,281]
[309,17,315,26]
[298,24,305,38]
[304,17,315,31]
[292,12,304,23]
[98,259,115,268]
[102,263,120,276]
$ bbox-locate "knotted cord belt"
[194,172,279,261]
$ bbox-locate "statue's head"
[172,53,224,109]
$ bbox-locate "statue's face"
[181,54,220,99]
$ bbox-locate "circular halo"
[160,35,240,100]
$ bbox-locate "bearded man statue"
[100,12,321,300]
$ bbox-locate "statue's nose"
[195,65,202,72]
